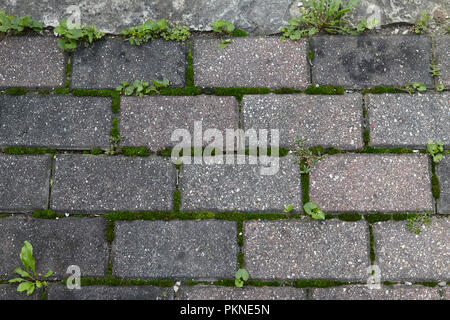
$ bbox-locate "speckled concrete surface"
[435,35,450,87]
[437,156,450,214]
[0,285,41,300]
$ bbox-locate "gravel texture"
[437,155,450,214]
[435,35,450,87]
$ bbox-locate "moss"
[363,129,370,144]
[214,87,271,100]
[185,48,195,87]
[294,280,348,288]
[431,163,441,199]
[78,277,174,287]
[173,189,181,212]
[213,279,235,287]
[419,282,439,287]
[392,213,417,221]
[107,261,113,277]
[364,213,392,224]
[237,252,244,268]
[357,146,414,154]
[0,214,10,218]
[272,88,303,94]
[325,147,345,155]
[362,86,405,94]
[325,213,335,220]
[104,211,216,221]
[5,88,28,95]
[368,224,375,264]
[54,88,70,95]
[337,213,362,222]
[72,89,116,97]
[121,146,151,157]
[83,148,104,155]
[383,281,395,285]
[308,50,314,61]
[33,210,65,219]
[246,280,281,287]
[301,170,310,207]
[38,89,51,95]
[110,117,120,142]
[245,147,290,157]
[231,29,248,37]
[304,85,345,95]
[310,145,324,156]
[160,87,202,96]
[111,91,120,113]
[157,148,173,157]
[106,220,115,243]
[2,146,57,155]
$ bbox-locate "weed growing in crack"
[235,268,249,288]
[121,18,190,45]
[414,11,431,34]
[427,140,444,163]
[210,20,247,48]
[405,82,427,94]
[106,117,121,155]
[294,137,325,174]
[0,10,43,33]
[116,79,169,97]
[54,18,104,51]
[303,202,325,220]
[406,211,431,234]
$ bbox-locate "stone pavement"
[0,29,449,301]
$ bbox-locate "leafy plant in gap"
[303,202,325,220]
[294,137,325,174]
[54,18,104,51]
[121,18,190,45]
[414,10,431,34]
[0,10,43,33]
[210,20,247,48]
[406,211,431,234]
[116,79,170,97]
[427,141,444,163]
[235,268,249,288]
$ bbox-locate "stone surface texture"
[437,156,450,214]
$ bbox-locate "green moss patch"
[361,86,405,94]
[294,280,348,288]
[304,85,345,95]
[121,146,151,157]
[5,88,28,95]
[2,146,57,155]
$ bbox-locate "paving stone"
[0,217,108,279]
[179,285,306,300]
[0,284,41,300]
[443,286,450,300]
[120,95,239,150]
[0,95,111,149]
[180,156,302,212]
[0,36,65,88]
[435,35,450,87]
[194,37,309,89]
[437,156,450,214]
[47,285,173,300]
[244,220,370,280]
[242,93,363,150]
[311,285,441,300]
[367,93,450,148]
[71,38,187,89]
[309,154,433,213]
[373,219,450,281]
[311,35,433,89]
[0,154,50,212]
[112,220,238,279]
[50,155,175,212]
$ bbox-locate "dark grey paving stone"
[112,220,238,279]
[179,285,306,300]
[71,38,187,89]
[0,36,65,88]
[0,284,41,300]
[0,95,111,149]
[194,37,309,89]
[435,35,450,87]
[0,154,50,212]
[437,156,450,214]
[0,217,108,279]
[242,93,363,150]
[367,93,450,148]
[311,35,433,89]
[244,220,370,280]
[120,95,239,150]
[311,285,441,300]
[373,218,450,281]
[47,285,173,300]
[180,156,302,212]
[50,155,175,212]
[309,154,433,213]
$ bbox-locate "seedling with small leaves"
[406,212,431,234]
[9,241,53,296]
[414,11,431,34]
[0,10,43,33]
[427,140,444,163]
[294,137,325,174]
[116,79,170,97]
[303,202,325,220]
[436,84,445,92]
[121,18,190,45]
[235,268,249,288]
[210,20,247,48]
[284,204,294,213]
[430,62,441,77]
[54,18,104,51]
[405,82,427,94]
[356,17,379,32]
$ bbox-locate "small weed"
[303,202,325,219]
[116,79,169,97]
[283,204,294,213]
[294,137,325,174]
[0,10,43,33]
[436,84,445,92]
[414,11,431,34]
[210,20,246,48]
[430,61,441,77]
[405,82,427,94]
[356,17,379,32]
[54,18,104,51]
[121,19,190,45]
[406,211,431,234]
[106,117,121,155]
[427,140,444,163]
[9,241,53,296]
[235,268,249,288]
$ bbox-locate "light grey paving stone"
[242,93,363,150]
[311,285,441,300]
[373,218,450,281]
[120,95,239,150]
[0,284,41,300]
[437,156,450,214]
[443,286,450,300]
[311,35,433,89]
[179,285,307,300]
[0,217,108,279]
[71,38,187,89]
[47,285,173,300]
[367,93,450,148]
[244,220,370,280]
[0,36,65,88]
[50,155,175,212]
[309,154,433,213]
[194,37,309,89]
[435,35,450,87]
[0,154,50,212]
[112,220,238,279]
[180,156,302,212]
[0,95,112,149]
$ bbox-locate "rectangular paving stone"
[311,35,433,88]
[47,285,173,300]
[120,95,239,150]
[0,217,108,279]
[242,93,363,150]
[437,155,450,214]
[179,285,307,300]
[50,155,175,212]
[309,154,433,213]
[435,35,450,87]
[244,220,370,280]
[71,38,187,89]
[0,95,112,149]
[194,37,309,88]
[373,218,449,281]
[0,285,41,300]
[0,154,50,212]
[112,220,238,279]
[367,93,450,148]
[180,156,302,212]
[311,285,441,300]
[0,36,65,88]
